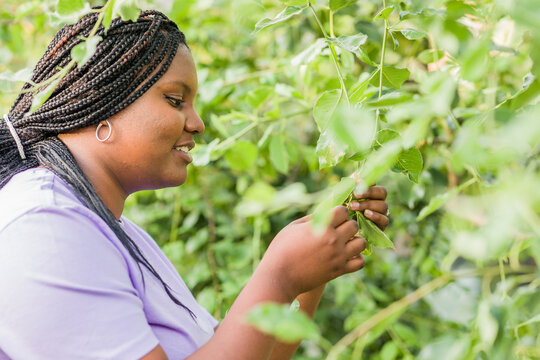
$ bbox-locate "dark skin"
[59,44,389,360]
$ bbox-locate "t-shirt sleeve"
[0,206,159,360]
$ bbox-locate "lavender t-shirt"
[0,168,218,359]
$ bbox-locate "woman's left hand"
[348,185,389,231]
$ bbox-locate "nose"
[185,106,205,134]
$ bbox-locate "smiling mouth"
[174,145,190,153]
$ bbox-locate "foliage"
[1,0,539,358]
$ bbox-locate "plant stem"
[21,2,108,97]
[326,273,453,360]
[329,10,335,38]
[213,110,309,151]
[499,257,508,299]
[20,60,75,95]
[378,0,388,99]
[87,1,107,38]
[307,2,349,102]
[325,265,536,359]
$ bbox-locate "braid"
[0,10,195,318]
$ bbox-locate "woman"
[0,10,389,360]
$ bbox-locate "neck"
[58,133,127,220]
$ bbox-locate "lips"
[173,140,195,152]
[172,140,195,163]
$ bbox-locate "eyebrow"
[160,80,193,96]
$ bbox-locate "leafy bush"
[1,0,539,358]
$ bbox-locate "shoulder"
[0,167,91,231]
[0,193,159,359]
[0,168,130,282]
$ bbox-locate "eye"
[164,94,185,109]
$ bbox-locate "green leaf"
[394,147,423,183]
[316,130,347,168]
[118,1,140,22]
[0,68,33,83]
[30,76,62,113]
[329,0,356,12]
[505,77,540,110]
[279,0,306,5]
[425,279,479,325]
[327,34,376,66]
[460,41,489,81]
[315,104,376,168]
[102,0,117,32]
[374,128,400,149]
[291,38,327,66]
[416,188,459,222]
[416,178,477,221]
[374,6,394,21]
[246,86,272,108]
[244,182,276,202]
[245,302,319,343]
[192,139,220,166]
[57,0,84,16]
[367,92,413,107]
[354,46,378,66]
[389,31,400,49]
[369,66,410,89]
[269,135,289,174]
[395,28,426,40]
[225,140,258,171]
[357,212,394,249]
[417,49,445,64]
[517,313,540,328]
[254,6,306,33]
[313,89,343,132]
[311,177,356,233]
[71,36,102,68]
[477,301,499,348]
[355,140,402,185]
[349,72,373,103]
[418,335,472,360]
[329,105,376,154]
[327,34,367,54]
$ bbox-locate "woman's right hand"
[258,205,366,299]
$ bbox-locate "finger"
[344,236,366,258]
[330,205,350,228]
[364,209,389,230]
[353,185,387,200]
[292,214,311,224]
[348,200,388,215]
[343,255,365,273]
[335,220,359,243]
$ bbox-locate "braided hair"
[0,10,196,317]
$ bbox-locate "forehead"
[158,44,197,93]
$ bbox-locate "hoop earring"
[96,120,112,142]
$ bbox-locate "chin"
[138,170,188,191]
[162,169,188,188]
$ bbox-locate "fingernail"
[365,209,373,217]
[349,201,358,210]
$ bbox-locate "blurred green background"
[1,0,539,359]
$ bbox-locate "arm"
[267,185,389,360]
[143,277,327,360]
[143,206,363,360]
[143,186,389,360]
[268,285,326,360]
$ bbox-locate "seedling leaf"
[254,6,306,33]
[357,212,394,249]
[245,302,319,343]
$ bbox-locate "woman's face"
[103,44,204,193]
